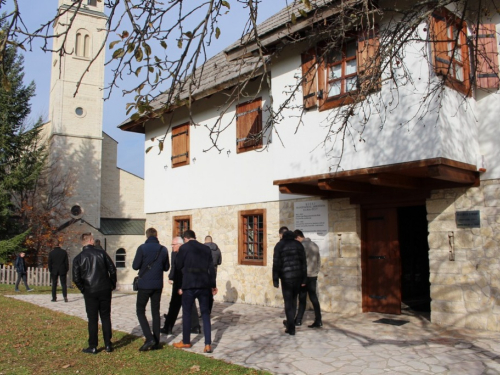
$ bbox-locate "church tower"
[48,0,107,228]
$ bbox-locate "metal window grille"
[116,249,126,268]
[242,214,264,260]
[175,219,190,238]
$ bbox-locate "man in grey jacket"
[294,230,322,328]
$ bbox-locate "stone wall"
[146,197,363,314]
[428,179,500,331]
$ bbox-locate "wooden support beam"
[318,179,373,193]
[369,173,421,189]
[427,165,477,184]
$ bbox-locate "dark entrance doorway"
[362,204,430,316]
[398,206,430,315]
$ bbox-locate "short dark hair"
[205,235,212,242]
[293,229,304,238]
[94,239,101,246]
[183,230,196,239]
[81,232,93,243]
[279,226,289,235]
[146,228,158,237]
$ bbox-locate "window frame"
[238,209,267,266]
[172,215,192,239]
[431,8,471,96]
[115,248,126,269]
[236,98,263,154]
[171,123,190,168]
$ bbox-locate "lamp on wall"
[164,165,168,171]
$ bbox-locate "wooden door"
[362,208,401,314]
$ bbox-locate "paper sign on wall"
[294,201,329,257]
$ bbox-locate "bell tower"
[48,0,108,228]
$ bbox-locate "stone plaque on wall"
[456,210,481,228]
[294,200,329,257]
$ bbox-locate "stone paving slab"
[8,293,500,374]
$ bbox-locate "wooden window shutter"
[357,27,381,92]
[236,98,262,153]
[430,10,451,76]
[301,48,318,109]
[171,123,189,167]
[472,24,499,89]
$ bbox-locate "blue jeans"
[181,289,212,345]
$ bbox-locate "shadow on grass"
[109,333,141,350]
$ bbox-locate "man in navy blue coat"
[132,227,170,351]
[173,230,217,353]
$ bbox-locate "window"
[75,30,90,58]
[87,0,97,6]
[171,123,190,168]
[116,249,126,268]
[236,98,263,153]
[173,215,191,239]
[303,29,380,111]
[238,209,267,266]
[430,8,470,95]
[471,24,499,90]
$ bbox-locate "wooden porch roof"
[273,158,479,204]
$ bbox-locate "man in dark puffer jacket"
[132,227,170,351]
[272,230,307,335]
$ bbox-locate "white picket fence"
[0,266,53,286]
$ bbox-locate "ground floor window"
[115,248,126,268]
[173,215,191,239]
[238,209,266,266]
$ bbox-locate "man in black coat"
[132,227,170,351]
[48,240,69,302]
[14,251,33,292]
[273,230,307,335]
[73,232,117,354]
[173,230,217,354]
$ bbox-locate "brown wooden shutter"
[472,24,499,89]
[171,123,189,167]
[430,10,451,76]
[236,98,262,153]
[301,48,318,109]
[357,27,381,92]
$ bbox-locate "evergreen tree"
[0,26,45,261]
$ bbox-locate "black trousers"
[136,288,162,343]
[281,278,302,334]
[295,276,322,322]
[181,289,211,345]
[164,284,199,331]
[51,273,67,300]
[84,290,112,348]
[15,273,30,290]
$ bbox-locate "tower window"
[75,30,91,58]
[87,0,97,6]
[116,249,126,268]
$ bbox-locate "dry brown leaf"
[189,365,200,372]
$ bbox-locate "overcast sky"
[21,1,288,178]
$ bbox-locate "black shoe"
[105,343,113,353]
[151,343,161,350]
[282,319,287,328]
[294,319,302,326]
[51,299,57,302]
[285,329,296,335]
[160,327,172,334]
[82,347,98,354]
[64,297,68,302]
[139,340,157,352]
[308,321,323,328]
[191,326,201,334]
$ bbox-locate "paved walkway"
[8,293,500,374]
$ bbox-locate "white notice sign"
[294,201,329,257]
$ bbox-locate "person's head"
[205,235,212,243]
[53,238,61,247]
[94,239,101,247]
[19,251,26,258]
[81,232,94,246]
[293,229,305,242]
[172,236,184,252]
[183,230,196,241]
[146,227,158,238]
[279,226,289,239]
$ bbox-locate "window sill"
[319,93,357,111]
[236,144,263,154]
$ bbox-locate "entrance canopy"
[273,158,479,204]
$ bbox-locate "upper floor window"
[430,8,470,95]
[302,28,380,111]
[236,98,263,153]
[116,248,126,268]
[87,0,97,6]
[171,123,190,168]
[238,209,266,266]
[173,215,191,239]
[75,30,90,58]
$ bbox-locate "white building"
[120,1,500,330]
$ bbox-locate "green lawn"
[0,285,270,375]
